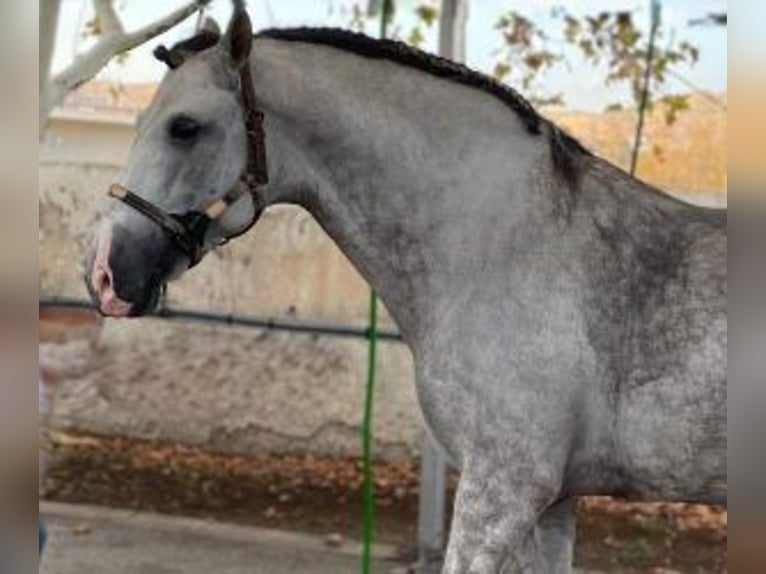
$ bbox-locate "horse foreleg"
[533,497,577,574]
[442,455,560,574]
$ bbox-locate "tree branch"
[92,0,124,36]
[44,0,208,120]
[120,0,211,52]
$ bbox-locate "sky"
[51,0,727,112]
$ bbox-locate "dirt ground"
[41,432,726,573]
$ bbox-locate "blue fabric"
[39,519,46,555]
[40,376,49,557]
[40,376,48,557]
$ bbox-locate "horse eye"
[168,115,201,141]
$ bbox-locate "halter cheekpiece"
[108,49,268,268]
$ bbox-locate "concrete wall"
[40,112,424,460]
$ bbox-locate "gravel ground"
[40,502,401,574]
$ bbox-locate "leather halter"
[108,60,268,267]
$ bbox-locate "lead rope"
[360,5,393,573]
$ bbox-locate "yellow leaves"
[84,17,103,38]
[415,4,438,27]
[660,94,691,126]
[492,62,511,81]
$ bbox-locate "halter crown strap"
[239,61,268,188]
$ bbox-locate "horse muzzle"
[85,221,173,317]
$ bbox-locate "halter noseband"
[108,58,268,267]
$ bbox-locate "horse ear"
[224,7,253,70]
[200,16,221,37]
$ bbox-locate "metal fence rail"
[39,296,403,342]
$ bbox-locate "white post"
[438,0,467,62]
[418,7,467,572]
[417,433,448,573]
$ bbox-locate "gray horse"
[84,7,726,573]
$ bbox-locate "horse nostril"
[91,264,111,299]
[90,260,133,317]
[99,271,111,294]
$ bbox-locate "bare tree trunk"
[438,0,467,62]
[39,0,62,136]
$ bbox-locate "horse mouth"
[124,285,163,317]
[88,282,162,318]
[84,260,163,318]
[86,225,170,318]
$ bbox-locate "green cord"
[361,4,392,573]
[361,290,378,574]
[379,0,393,38]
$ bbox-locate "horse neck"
[251,38,558,345]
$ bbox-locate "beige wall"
[40,113,422,460]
